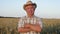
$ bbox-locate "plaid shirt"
[18,16,42,34]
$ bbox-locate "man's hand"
[18,27,30,33]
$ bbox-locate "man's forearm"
[18,27,30,32]
[30,25,42,32]
[32,26,42,32]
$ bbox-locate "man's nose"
[28,9,32,11]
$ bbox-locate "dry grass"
[0,18,60,34]
[0,18,19,28]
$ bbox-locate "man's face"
[25,5,35,15]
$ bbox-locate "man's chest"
[19,17,40,34]
[22,18,39,24]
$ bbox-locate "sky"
[0,0,60,18]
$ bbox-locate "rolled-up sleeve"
[18,18,22,29]
[38,18,43,29]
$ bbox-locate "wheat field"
[0,17,60,34]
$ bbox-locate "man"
[18,1,43,34]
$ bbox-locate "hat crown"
[26,1,33,4]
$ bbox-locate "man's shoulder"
[19,16,26,20]
[34,16,42,21]
[18,16,26,21]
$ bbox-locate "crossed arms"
[18,23,42,33]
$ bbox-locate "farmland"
[0,17,60,34]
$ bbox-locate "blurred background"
[0,18,60,34]
[0,0,60,34]
[0,0,60,18]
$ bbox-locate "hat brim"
[23,3,37,10]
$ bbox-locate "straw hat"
[23,1,37,10]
